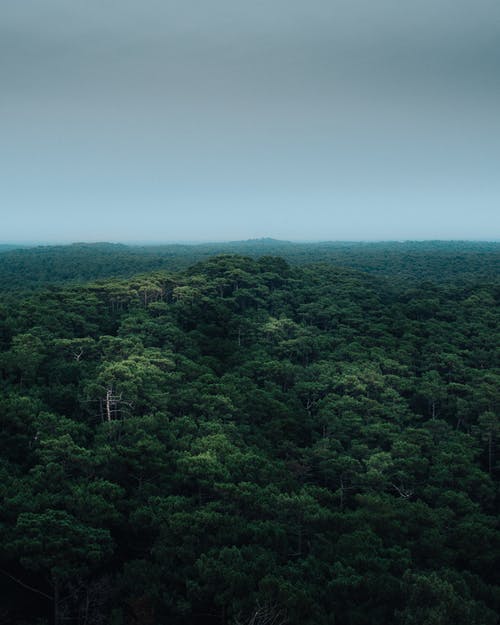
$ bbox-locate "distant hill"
[0,240,498,291]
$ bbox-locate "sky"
[1,0,499,242]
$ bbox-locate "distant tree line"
[0,240,498,291]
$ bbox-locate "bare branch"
[73,348,84,361]
[391,483,413,499]
[0,567,53,601]
[236,601,288,625]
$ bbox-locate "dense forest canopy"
[0,246,498,624]
[0,240,498,291]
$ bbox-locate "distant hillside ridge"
[0,240,498,291]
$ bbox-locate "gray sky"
[1,0,499,242]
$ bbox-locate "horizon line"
[1,237,500,247]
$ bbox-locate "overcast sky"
[1,0,499,242]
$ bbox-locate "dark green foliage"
[0,240,498,292]
[0,248,498,624]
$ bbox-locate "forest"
[0,240,498,291]
[0,243,499,624]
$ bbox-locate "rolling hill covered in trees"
[0,247,498,624]
[0,240,498,291]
